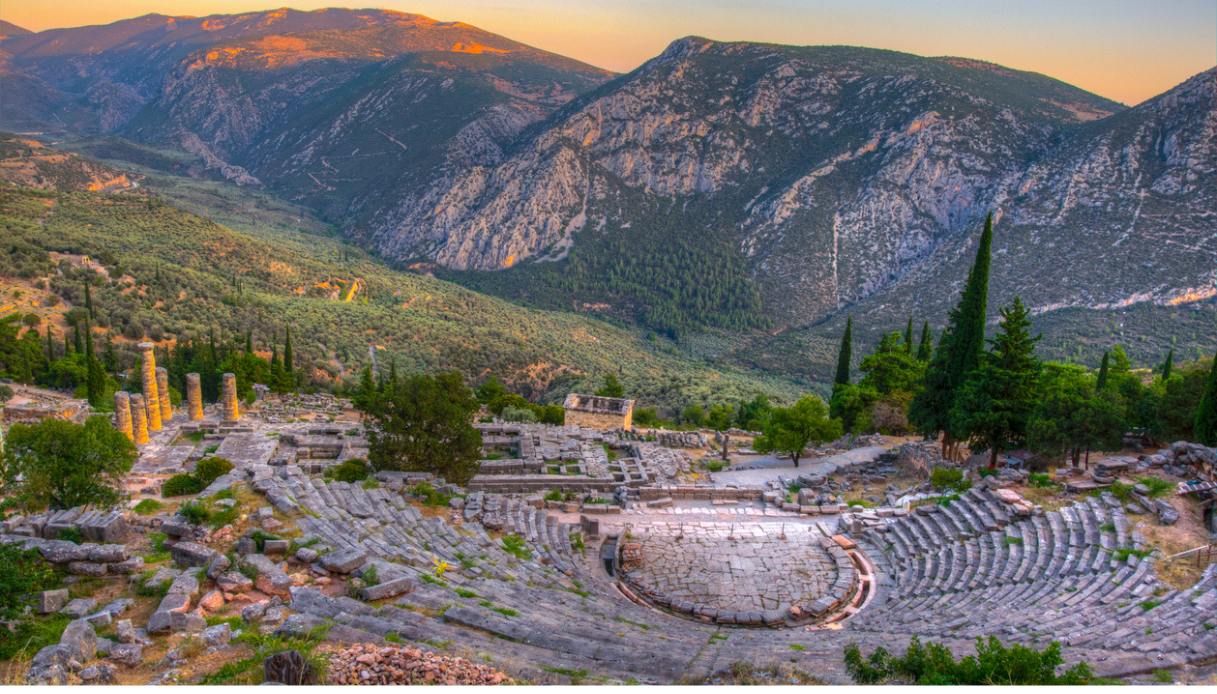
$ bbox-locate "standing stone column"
[186,373,204,421]
[114,391,133,441]
[221,373,240,421]
[156,367,173,423]
[130,393,149,445]
[139,342,162,432]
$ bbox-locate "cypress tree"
[1161,348,1174,382]
[283,326,294,376]
[904,317,914,354]
[950,297,1041,468]
[1096,351,1110,391]
[1195,353,1217,446]
[84,281,94,319]
[245,330,253,355]
[909,213,994,455]
[45,326,55,362]
[102,334,117,373]
[84,319,105,407]
[72,321,83,355]
[916,322,933,361]
[834,317,853,387]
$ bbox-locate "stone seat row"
[261,471,580,586]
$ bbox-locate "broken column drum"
[222,372,240,421]
[139,342,162,432]
[186,373,204,421]
[156,367,173,423]
[114,391,133,441]
[130,393,149,445]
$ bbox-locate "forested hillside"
[0,171,801,409]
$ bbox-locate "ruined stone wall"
[563,410,632,431]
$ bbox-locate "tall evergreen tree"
[834,317,853,387]
[102,335,117,373]
[1096,351,1110,391]
[72,321,83,355]
[951,297,1041,468]
[1195,353,1217,447]
[244,330,253,355]
[84,319,105,407]
[909,213,994,455]
[1161,348,1174,382]
[83,281,94,319]
[44,326,55,362]
[904,317,914,354]
[916,322,933,361]
[283,326,294,377]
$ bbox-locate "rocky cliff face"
[3,18,1212,349]
[0,8,612,228]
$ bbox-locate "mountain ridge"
[1,9,1212,382]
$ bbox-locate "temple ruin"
[186,373,204,421]
[156,367,172,423]
[138,342,162,432]
[113,391,133,441]
[221,372,239,422]
[562,393,635,431]
[129,393,149,445]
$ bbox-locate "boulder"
[170,610,207,632]
[202,623,232,647]
[198,590,225,612]
[206,553,231,580]
[114,620,139,644]
[37,540,88,564]
[170,541,218,568]
[86,544,128,563]
[319,549,367,574]
[61,598,97,618]
[59,618,98,661]
[68,561,108,577]
[39,589,69,614]
[359,577,415,601]
[217,571,254,595]
[109,643,143,667]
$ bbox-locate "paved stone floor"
[622,522,842,613]
[710,446,889,488]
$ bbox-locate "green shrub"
[324,459,369,483]
[250,530,281,553]
[543,490,563,502]
[501,534,532,560]
[1136,477,1174,499]
[56,527,85,544]
[162,473,205,497]
[0,613,71,661]
[1027,472,1054,488]
[0,544,60,622]
[1108,481,1133,502]
[194,457,234,485]
[178,501,210,525]
[133,498,163,515]
[843,636,1097,685]
[410,482,451,507]
[930,467,970,492]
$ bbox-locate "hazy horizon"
[2,0,1213,106]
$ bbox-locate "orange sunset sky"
[3,0,1213,105]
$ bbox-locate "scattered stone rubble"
[2,506,128,542]
[0,534,142,576]
[327,643,512,685]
